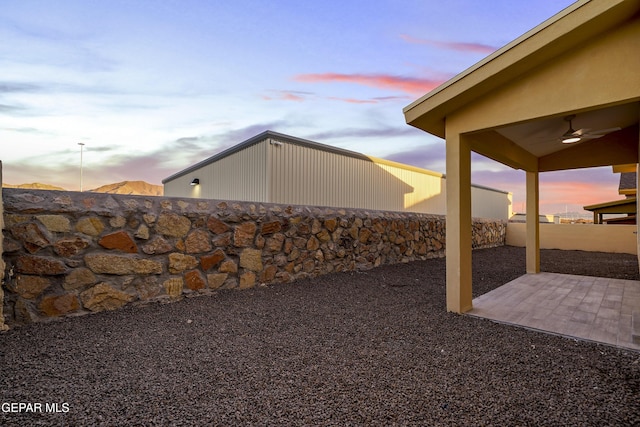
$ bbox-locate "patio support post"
[526,170,540,273]
[445,132,473,313]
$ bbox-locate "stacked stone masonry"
[1,189,506,326]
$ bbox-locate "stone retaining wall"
[1,189,506,326]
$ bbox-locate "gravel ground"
[1,245,639,426]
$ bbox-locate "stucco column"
[445,133,472,313]
[526,170,540,274]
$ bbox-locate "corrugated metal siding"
[165,135,511,219]
[164,142,268,201]
[471,186,512,219]
[375,163,446,214]
[268,140,441,212]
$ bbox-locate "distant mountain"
[3,180,163,196]
[2,183,66,191]
[88,181,163,196]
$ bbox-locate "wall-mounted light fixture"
[190,178,200,186]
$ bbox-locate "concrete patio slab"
[468,272,640,352]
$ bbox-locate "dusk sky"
[0,0,625,215]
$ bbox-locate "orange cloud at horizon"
[294,73,446,95]
[536,180,622,214]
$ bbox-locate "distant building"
[163,131,512,219]
[584,167,636,225]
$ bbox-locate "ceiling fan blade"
[587,127,621,135]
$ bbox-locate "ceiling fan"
[560,114,621,144]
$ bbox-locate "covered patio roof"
[403,0,640,313]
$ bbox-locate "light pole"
[78,142,85,192]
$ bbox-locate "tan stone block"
[265,233,285,252]
[239,271,256,289]
[288,248,300,261]
[207,216,230,234]
[260,220,282,235]
[16,255,67,275]
[39,294,80,317]
[219,260,238,273]
[184,270,206,291]
[207,273,228,290]
[142,236,172,254]
[36,215,71,232]
[200,249,225,271]
[156,213,191,237]
[185,229,212,254]
[10,222,50,253]
[53,237,90,257]
[99,231,138,253]
[212,233,232,247]
[324,218,338,232]
[109,216,127,228]
[306,236,320,251]
[134,277,161,300]
[311,219,322,234]
[260,265,278,283]
[168,253,199,274]
[64,268,97,290]
[80,283,134,312]
[135,224,150,240]
[4,214,30,227]
[76,217,105,236]
[85,254,162,275]
[143,214,157,225]
[302,259,315,272]
[316,229,331,243]
[239,248,263,272]
[163,277,183,298]
[234,222,256,247]
[14,275,51,299]
[359,228,372,243]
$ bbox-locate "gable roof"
[162,130,371,183]
[163,130,445,184]
[403,0,640,138]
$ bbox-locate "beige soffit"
[403,0,639,138]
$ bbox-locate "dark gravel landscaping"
[1,246,639,426]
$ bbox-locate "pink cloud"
[327,96,378,104]
[294,73,446,95]
[262,90,309,102]
[400,34,497,54]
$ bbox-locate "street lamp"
[78,142,85,192]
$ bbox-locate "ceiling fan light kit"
[558,114,620,144]
[561,114,581,143]
[562,136,581,144]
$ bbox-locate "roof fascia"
[403,0,637,137]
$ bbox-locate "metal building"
[163,131,512,219]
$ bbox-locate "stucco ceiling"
[494,102,639,158]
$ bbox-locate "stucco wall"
[1,189,506,326]
[506,222,637,255]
